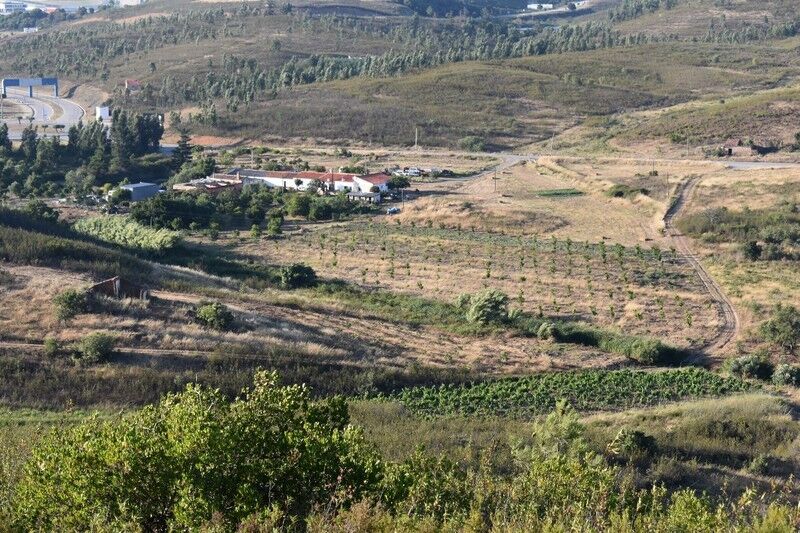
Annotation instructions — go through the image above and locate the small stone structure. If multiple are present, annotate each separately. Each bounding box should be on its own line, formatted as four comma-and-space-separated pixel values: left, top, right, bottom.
88, 276, 149, 300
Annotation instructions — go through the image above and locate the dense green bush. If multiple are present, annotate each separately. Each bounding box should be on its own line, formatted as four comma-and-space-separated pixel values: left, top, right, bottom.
286, 193, 312, 217
10, 372, 383, 530
726, 354, 774, 380
23, 199, 59, 223
280, 263, 318, 289
458, 135, 486, 152
772, 364, 800, 387
194, 302, 234, 331
43, 337, 61, 358
677, 204, 800, 260
74, 332, 116, 363
464, 289, 509, 325
537, 321, 557, 340
52, 289, 88, 321
760, 304, 800, 352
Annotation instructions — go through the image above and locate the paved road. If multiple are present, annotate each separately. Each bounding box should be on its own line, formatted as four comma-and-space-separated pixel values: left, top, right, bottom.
663, 177, 740, 361
1, 91, 86, 139
726, 161, 800, 170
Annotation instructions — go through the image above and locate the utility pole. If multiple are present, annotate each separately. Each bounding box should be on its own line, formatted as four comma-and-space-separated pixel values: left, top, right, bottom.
493, 170, 499, 193
414, 127, 418, 151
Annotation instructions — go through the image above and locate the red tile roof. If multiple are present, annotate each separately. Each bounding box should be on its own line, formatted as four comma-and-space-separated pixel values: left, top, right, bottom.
247, 171, 357, 183
359, 172, 392, 185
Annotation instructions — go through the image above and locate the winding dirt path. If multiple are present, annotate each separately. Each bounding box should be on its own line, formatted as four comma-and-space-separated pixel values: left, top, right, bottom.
663, 177, 740, 359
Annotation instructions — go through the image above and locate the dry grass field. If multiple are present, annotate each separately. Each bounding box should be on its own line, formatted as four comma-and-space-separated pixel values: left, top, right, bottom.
221, 157, 735, 349
223, 145, 499, 176
0, 263, 624, 376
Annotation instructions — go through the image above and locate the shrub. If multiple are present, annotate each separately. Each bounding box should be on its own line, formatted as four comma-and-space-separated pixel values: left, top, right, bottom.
772, 364, 800, 387
458, 136, 486, 152
308, 201, 333, 221
195, 302, 234, 331
43, 337, 61, 357
760, 304, 800, 352
266, 216, 283, 235
726, 355, 774, 380
537, 321, 557, 340
11, 371, 383, 530
75, 332, 115, 363
741, 240, 762, 260
53, 289, 88, 321
465, 289, 508, 325
455, 293, 472, 309
23, 199, 59, 223
747, 454, 770, 475
606, 428, 657, 458
606, 184, 648, 199
388, 176, 410, 190
280, 263, 317, 289
555, 324, 680, 365
286, 194, 312, 217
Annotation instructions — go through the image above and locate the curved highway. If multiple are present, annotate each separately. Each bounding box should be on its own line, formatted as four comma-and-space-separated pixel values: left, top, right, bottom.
1, 90, 86, 140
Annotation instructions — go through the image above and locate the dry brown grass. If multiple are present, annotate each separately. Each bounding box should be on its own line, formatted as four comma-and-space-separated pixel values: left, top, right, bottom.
0, 262, 625, 375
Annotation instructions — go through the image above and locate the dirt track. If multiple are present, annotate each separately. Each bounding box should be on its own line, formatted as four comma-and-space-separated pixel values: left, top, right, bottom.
663, 177, 740, 360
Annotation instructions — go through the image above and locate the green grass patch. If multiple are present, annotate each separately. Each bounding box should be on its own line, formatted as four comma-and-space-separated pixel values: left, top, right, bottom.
73, 215, 182, 252
535, 188, 585, 198
393, 368, 754, 418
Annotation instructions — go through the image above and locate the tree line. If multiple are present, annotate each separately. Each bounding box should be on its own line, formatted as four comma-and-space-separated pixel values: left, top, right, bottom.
0, 110, 165, 198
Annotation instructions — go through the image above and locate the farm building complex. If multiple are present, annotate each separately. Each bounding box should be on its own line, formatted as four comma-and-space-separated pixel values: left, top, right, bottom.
173, 169, 392, 200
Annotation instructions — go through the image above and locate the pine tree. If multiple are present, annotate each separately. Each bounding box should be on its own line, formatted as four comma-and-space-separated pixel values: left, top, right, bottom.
0, 123, 10, 153
172, 129, 193, 169
19, 125, 38, 162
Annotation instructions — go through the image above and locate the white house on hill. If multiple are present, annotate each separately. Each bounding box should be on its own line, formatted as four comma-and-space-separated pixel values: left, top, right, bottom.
224, 169, 392, 194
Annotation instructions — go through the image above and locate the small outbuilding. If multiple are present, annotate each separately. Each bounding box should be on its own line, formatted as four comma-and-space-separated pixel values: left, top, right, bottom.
119, 182, 160, 202
88, 276, 149, 300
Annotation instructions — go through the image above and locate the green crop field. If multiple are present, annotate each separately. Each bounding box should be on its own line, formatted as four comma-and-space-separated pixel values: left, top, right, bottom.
392, 368, 754, 417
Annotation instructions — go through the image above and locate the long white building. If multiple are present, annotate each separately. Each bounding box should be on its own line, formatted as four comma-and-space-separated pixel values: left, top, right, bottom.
224, 169, 392, 194
0, 2, 27, 15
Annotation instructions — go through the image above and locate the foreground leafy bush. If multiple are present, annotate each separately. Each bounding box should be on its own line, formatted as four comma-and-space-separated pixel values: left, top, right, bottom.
194, 302, 234, 331
52, 289, 87, 321
73, 215, 182, 252
280, 263, 317, 289
726, 354, 774, 380
74, 332, 116, 363
7, 373, 799, 531
11, 372, 382, 530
